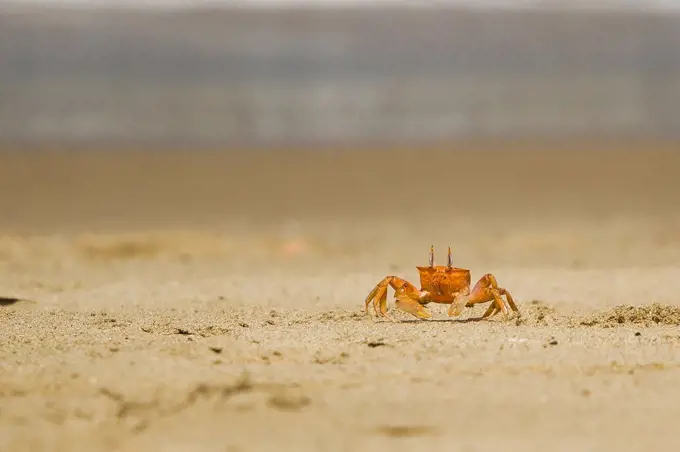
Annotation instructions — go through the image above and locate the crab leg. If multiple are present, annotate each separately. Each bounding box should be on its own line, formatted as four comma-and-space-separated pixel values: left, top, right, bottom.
481, 302, 497, 318
448, 273, 518, 319
480, 285, 518, 318
364, 276, 431, 320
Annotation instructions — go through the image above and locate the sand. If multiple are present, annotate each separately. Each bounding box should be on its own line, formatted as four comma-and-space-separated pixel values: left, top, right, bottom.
2, 142, 680, 451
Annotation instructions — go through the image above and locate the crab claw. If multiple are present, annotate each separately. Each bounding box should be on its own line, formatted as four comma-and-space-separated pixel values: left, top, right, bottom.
447, 293, 469, 317
395, 292, 432, 319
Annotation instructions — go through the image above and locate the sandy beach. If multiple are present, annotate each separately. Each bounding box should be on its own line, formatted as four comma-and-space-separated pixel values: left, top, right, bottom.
2, 142, 680, 451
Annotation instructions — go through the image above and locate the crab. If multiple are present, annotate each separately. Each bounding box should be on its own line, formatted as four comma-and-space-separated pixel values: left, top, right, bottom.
364, 246, 519, 321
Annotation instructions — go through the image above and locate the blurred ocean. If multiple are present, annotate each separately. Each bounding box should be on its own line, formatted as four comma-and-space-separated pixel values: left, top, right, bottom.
1, 1, 679, 148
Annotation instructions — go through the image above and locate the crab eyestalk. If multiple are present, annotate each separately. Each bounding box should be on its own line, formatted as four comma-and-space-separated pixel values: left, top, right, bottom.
429, 245, 435, 267
447, 246, 453, 269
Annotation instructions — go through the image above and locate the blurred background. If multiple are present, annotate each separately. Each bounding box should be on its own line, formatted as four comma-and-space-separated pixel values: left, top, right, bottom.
1, 0, 680, 149
0, 0, 679, 257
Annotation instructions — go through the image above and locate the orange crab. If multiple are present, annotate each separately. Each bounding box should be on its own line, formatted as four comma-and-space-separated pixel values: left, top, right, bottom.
364, 246, 519, 321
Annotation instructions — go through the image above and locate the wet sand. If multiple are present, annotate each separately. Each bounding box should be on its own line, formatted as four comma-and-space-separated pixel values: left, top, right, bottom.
2, 142, 680, 451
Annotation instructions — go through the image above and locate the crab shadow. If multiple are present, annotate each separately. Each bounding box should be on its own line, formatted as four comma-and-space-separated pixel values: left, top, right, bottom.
371, 315, 498, 324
